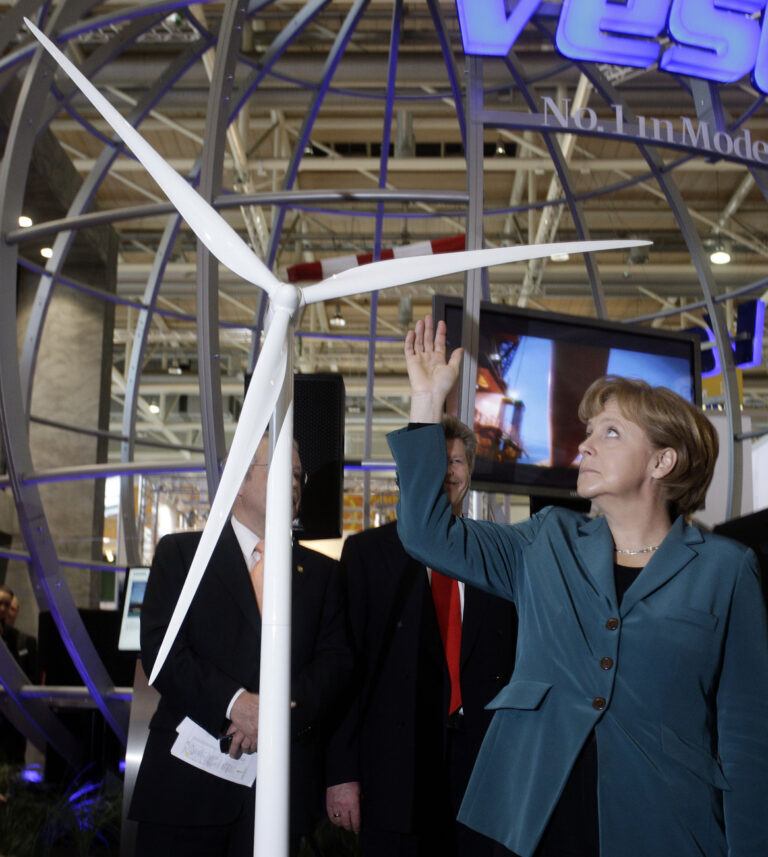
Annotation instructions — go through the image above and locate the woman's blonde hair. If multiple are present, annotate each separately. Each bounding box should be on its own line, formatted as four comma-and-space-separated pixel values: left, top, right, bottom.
578, 375, 718, 519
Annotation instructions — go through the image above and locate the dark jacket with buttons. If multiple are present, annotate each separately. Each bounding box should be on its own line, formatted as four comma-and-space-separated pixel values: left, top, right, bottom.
326, 520, 517, 832
389, 423, 768, 857
129, 522, 352, 841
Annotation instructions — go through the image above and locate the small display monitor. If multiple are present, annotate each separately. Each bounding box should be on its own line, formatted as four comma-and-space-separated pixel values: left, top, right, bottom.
117, 566, 150, 653
435, 297, 702, 499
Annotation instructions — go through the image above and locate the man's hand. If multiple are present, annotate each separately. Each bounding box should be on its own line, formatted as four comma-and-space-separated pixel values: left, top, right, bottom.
225, 726, 254, 759
405, 315, 463, 423
326, 781, 361, 834
230, 691, 259, 748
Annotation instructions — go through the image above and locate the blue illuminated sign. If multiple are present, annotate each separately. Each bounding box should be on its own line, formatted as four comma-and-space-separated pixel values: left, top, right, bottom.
456, 0, 768, 93
455, 0, 541, 57
557, 0, 669, 68
685, 299, 765, 377
732, 298, 766, 369
686, 324, 721, 378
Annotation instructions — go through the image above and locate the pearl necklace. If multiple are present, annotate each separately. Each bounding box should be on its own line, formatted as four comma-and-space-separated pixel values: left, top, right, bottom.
614, 544, 660, 556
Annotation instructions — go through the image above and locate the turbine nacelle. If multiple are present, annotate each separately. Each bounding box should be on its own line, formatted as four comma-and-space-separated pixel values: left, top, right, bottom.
273, 282, 302, 315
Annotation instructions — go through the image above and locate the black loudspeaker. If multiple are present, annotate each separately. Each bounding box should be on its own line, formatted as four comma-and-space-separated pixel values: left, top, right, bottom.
37, 610, 130, 781
0, 530, 11, 583
294, 373, 345, 540
244, 372, 345, 540
38, 609, 136, 687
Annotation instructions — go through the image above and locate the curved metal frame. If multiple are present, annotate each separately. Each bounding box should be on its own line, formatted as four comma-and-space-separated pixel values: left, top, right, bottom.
0, 0, 761, 764
361, 0, 402, 527
0, 0, 129, 749
264, 0, 372, 270
19, 13, 175, 412
196, 0, 250, 498
580, 65, 745, 517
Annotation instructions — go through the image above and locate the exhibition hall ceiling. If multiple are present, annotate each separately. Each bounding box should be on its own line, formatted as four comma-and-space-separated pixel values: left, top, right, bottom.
4, 0, 768, 462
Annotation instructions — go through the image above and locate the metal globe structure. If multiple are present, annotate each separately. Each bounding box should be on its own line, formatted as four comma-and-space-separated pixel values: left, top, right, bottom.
0, 0, 765, 834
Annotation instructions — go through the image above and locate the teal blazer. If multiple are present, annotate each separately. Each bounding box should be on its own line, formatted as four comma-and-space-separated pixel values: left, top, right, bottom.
388, 424, 768, 857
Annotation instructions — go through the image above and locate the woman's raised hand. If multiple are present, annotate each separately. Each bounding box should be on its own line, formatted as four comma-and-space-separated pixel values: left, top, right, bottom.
404, 315, 463, 422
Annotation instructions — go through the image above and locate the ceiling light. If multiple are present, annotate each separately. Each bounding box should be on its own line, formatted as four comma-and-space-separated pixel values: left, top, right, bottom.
329, 304, 346, 328
550, 252, 570, 262
18, 215, 33, 228
709, 242, 731, 265
40, 247, 53, 259
705, 236, 732, 265
626, 242, 649, 265
168, 360, 183, 375
495, 138, 506, 156
148, 403, 161, 414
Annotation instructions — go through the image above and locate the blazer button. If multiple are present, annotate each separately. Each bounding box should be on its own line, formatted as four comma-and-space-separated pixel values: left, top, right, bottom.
600, 657, 614, 670
605, 617, 619, 631
592, 697, 607, 710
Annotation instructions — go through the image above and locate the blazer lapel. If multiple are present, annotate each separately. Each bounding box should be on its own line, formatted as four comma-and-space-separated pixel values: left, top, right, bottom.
574, 515, 619, 610
386, 525, 427, 616
460, 585, 481, 668
619, 516, 703, 617
291, 544, 310, 628
357, 527, 428, 724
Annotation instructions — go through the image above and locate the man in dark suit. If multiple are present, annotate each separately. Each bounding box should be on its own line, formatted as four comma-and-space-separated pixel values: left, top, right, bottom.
129, 435, 352, 857
5, 594, 38, 682
0, 584, 25, 765
0, 591, 37, 764
326, 415, 518, 857
0, 584, 14, 648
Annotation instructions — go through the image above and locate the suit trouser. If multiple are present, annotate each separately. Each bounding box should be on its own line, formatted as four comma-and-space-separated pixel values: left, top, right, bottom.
447, 713, 513, 857
135, 801, 302, 857
136, 811, 254, 857
360, 716, 509, 857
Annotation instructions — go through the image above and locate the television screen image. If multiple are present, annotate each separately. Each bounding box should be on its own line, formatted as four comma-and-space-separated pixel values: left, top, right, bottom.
118, 566, 151, 653
435, 298, 701, 498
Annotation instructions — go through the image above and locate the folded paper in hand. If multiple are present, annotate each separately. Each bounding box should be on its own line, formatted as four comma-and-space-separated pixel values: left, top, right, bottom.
171, 717, 258, 787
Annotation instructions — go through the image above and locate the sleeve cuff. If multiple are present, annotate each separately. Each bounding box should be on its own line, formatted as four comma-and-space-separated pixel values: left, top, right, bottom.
226, 687, 246, 720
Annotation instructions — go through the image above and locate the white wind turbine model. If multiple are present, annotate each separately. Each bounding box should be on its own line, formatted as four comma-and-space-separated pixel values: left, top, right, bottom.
25, 18, 649, 856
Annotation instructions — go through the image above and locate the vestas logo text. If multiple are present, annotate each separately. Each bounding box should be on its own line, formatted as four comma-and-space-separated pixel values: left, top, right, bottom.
456, 0, 768, 94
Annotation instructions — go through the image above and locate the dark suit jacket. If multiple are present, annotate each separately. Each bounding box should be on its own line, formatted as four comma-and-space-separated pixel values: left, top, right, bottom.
12, 629, 38, 683
327, 521, 517, 833
390, 423, 768, 857
129, 522, 352, 840
1, 625, 19, 660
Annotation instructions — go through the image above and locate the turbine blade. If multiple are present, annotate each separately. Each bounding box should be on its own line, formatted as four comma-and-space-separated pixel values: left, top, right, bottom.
303, 240, 650, 304
24, 18, 280, 296
148, 312, 289, 685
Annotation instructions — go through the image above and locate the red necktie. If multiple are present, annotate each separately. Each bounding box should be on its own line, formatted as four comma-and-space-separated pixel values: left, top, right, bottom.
431, 570, 462, 714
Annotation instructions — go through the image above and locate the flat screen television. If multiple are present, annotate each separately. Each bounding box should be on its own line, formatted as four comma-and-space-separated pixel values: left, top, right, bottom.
434, 297, 702, 499
117, 566, 150, 653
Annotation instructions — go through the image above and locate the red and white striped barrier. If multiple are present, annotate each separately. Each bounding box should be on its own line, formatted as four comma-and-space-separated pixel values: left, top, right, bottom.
286, 234, 466, 282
